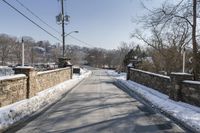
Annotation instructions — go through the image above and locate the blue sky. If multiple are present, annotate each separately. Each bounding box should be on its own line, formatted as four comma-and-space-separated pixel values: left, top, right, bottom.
0, 0, 166, 49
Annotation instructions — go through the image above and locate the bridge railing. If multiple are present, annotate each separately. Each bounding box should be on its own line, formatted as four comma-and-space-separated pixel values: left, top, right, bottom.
128, 68, 200, 107
0, 66, 72, 107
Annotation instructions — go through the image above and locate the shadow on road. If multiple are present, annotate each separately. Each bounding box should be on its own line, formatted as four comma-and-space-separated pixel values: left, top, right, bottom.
5, 70, 188, 133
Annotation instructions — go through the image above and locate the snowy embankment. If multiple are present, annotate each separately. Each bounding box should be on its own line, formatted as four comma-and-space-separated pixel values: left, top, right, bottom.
107, 70, 200, 133
0, 69, 91, 132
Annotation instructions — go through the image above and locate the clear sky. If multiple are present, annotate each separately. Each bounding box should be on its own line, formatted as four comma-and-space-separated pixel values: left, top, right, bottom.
0, 0, 166, 49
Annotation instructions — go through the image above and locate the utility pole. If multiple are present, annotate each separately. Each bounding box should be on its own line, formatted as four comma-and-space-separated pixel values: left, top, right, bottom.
61, 0, 65, 57
56, 0, 69, 57
21, 38, 24, 66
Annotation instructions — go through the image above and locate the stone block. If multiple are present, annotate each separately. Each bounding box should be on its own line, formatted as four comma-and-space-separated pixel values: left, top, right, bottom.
1, 99, 12, 107
0, 94, 7, 101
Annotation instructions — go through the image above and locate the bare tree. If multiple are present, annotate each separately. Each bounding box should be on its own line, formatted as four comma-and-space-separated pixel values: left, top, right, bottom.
64, 45, 87, 65
133, 0, 199, 76
0, 34, 14, 65
116, 42, 135, 71
50, 43, 61, 63
12, 41, 22, 64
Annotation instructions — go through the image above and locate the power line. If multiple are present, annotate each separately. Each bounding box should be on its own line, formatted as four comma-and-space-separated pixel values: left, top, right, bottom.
69, 35, 95, 47
14, 0, 61, 35
3, 0, 96, 48
1, 0, 61, 42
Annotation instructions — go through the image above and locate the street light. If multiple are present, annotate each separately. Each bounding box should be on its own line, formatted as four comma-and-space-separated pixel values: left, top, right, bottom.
63, 31, 79, 56
181, 45, 198, 73
65, 31, 79, 37
181, 46, 186, 73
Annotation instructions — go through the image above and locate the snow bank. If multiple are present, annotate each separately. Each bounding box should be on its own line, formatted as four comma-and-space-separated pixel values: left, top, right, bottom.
107, 70, 200, 132
80, 68, 88, 75
119, 80, 200, 132
106, 70, 126, 80
0, 70, 91, 132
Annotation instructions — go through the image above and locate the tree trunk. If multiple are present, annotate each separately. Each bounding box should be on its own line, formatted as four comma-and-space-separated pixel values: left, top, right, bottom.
192, 0, 198, 80
1, 57, 5, 66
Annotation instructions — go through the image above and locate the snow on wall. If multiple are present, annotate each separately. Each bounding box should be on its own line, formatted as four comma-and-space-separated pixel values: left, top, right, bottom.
37, 67, 70, 75
183, 80, 200, 85
0, 74, 26, 81
130, 68, 170, 79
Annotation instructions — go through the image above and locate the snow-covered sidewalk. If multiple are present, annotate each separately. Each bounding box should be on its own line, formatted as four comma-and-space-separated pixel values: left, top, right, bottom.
0, 69, 91, 132
107, 70, 200, 133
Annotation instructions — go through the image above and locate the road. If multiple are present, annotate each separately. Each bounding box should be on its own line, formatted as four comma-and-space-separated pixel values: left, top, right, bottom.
6, 69, 188, 133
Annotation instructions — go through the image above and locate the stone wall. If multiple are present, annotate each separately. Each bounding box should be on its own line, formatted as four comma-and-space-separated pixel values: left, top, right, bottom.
37, 67, 71, 92
0, 67, 72, 107
128, 68, 200, 107
181, 80, 200, 106
0, 74, 27, 107
129, 68, 171, 95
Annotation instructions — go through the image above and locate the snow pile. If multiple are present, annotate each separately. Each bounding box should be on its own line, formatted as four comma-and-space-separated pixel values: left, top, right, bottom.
73, 68, 89, 79
106, 70, 126, 80
107, 70, 200, 132
80, 68, 88, 75
0, 70, 91, 132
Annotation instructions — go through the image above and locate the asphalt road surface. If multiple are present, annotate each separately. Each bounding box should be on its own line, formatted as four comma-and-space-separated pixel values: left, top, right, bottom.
6, 69, 189, 133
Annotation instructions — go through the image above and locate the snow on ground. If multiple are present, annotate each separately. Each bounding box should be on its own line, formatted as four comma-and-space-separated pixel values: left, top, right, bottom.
106, 70, 126, 80
0, 69, 91, 132
107, 70, 200, 133
80, 68, 88, 75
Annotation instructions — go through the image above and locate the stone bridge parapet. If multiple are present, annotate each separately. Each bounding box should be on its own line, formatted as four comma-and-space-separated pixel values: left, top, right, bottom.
128, 68, 200, 107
